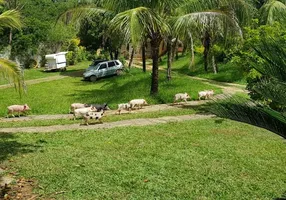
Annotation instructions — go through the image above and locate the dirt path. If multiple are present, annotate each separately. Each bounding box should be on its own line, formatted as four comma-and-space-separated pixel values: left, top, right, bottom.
0, 75, 67, 89
0, 102, 206, 122
0, 114, 215, 133
189, 76, 247, 95
0, 66, 246, 133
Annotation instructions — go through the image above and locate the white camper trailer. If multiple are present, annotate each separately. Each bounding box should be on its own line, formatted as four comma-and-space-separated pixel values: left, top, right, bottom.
45, 52, 68, 71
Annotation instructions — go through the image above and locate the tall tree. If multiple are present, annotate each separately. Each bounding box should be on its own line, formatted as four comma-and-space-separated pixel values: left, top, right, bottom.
0, 5, 23, 93
59, 0, 178, 95
174, 0, 253, 73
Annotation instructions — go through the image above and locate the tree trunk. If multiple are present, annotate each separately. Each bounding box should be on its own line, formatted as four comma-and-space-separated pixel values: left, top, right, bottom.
167, 36, 172, 81
114, 49, 119, 59
150, 36, 161, 95
182, 43, 187, 56
188, 32, 195, 71
212, 55, 217, 74
176, 49, 179, 60
109, 50, 114, 60
9, 29, 12, 44
142, 41, 146, 72
171, 37, 178, 62
128, 48, 135, 69
202, 31, 211, 72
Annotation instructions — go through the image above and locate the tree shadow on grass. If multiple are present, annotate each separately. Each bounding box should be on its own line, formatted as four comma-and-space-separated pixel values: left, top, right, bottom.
65, 74, 158, 108
179, 102, 216, 115
0, 133, 42, 163
59, 69, 86, 78
208, 96, 286, 139
274, 191, 286, 200
0, 133, 42, 198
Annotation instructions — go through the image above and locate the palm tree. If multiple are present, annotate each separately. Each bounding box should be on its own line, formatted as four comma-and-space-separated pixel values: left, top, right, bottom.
0, 6, 23, 93
210, 30, 286, 138
174, 0, 254, 73
60, 0, 253, 93
110, 7, 170, 94
59, 0, 178, 95
259, 0, 286, 25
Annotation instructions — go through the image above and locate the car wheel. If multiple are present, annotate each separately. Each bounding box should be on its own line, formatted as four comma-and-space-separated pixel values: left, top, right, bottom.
116, 69, 122, 76
90, 75, 97, 82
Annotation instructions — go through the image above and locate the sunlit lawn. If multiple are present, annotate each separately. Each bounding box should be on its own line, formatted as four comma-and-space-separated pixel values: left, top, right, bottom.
1, 119, 285, 199
162, 54, 247, 84
0, 66, 221, 116
0, 61, 90, 85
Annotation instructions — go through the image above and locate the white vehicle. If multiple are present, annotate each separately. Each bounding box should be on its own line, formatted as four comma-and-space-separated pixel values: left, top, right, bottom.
45, 52, 68, 71
83, 60, 124, 82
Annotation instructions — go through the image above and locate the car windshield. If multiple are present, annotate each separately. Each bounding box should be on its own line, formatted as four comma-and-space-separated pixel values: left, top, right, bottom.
87, 65, 99, 71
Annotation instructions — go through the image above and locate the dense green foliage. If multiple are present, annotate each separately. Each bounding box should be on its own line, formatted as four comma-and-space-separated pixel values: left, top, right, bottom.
210, 21, 286, 137
0, 0, 82, 68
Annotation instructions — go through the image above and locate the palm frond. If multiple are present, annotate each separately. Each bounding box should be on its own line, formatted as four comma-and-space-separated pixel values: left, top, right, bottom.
260, 0, 286, 25
0, 58, 24, 94
209, 96, 286, 138
174, 11, 242, 39
253, 79, 286, 106
178, 0, 254, 25
103, 0, 183, 13
251, 36, 286, 82
110, 7, 170, 47
0, 9, 22, 30
57, 6, 113, 26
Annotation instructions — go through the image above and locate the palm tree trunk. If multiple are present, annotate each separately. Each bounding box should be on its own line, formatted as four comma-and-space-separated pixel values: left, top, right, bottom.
109, 50, 114, 60
142, 41, 146, 72
171, 38, 178, 62
188, 31, 195, 71
212, 55, 217, 74
128, 48, 135, 69
167, 36, 172, 81
203, 31, 211, 72
9, 29, 12, 44
150, 36, 161, 95
114, 49, 119, 59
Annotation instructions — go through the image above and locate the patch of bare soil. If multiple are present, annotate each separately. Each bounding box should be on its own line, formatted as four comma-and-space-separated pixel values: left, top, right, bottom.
0, 177, 37, 200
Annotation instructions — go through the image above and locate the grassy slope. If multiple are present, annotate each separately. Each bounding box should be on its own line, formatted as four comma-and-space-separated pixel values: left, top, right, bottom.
162, 54, 247, 84
0, 66, 221, 116
1, 119, 285, 199
0, 61, 90, 85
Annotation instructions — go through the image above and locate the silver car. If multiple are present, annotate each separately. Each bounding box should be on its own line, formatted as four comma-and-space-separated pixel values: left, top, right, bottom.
83, 60, 124, 82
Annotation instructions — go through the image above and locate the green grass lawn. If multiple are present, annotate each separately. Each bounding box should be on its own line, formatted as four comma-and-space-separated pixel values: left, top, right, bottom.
163, 54, 247, 84
1, 119, 285, 199
0, 61, 90, 85
0, 66, 221, 116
